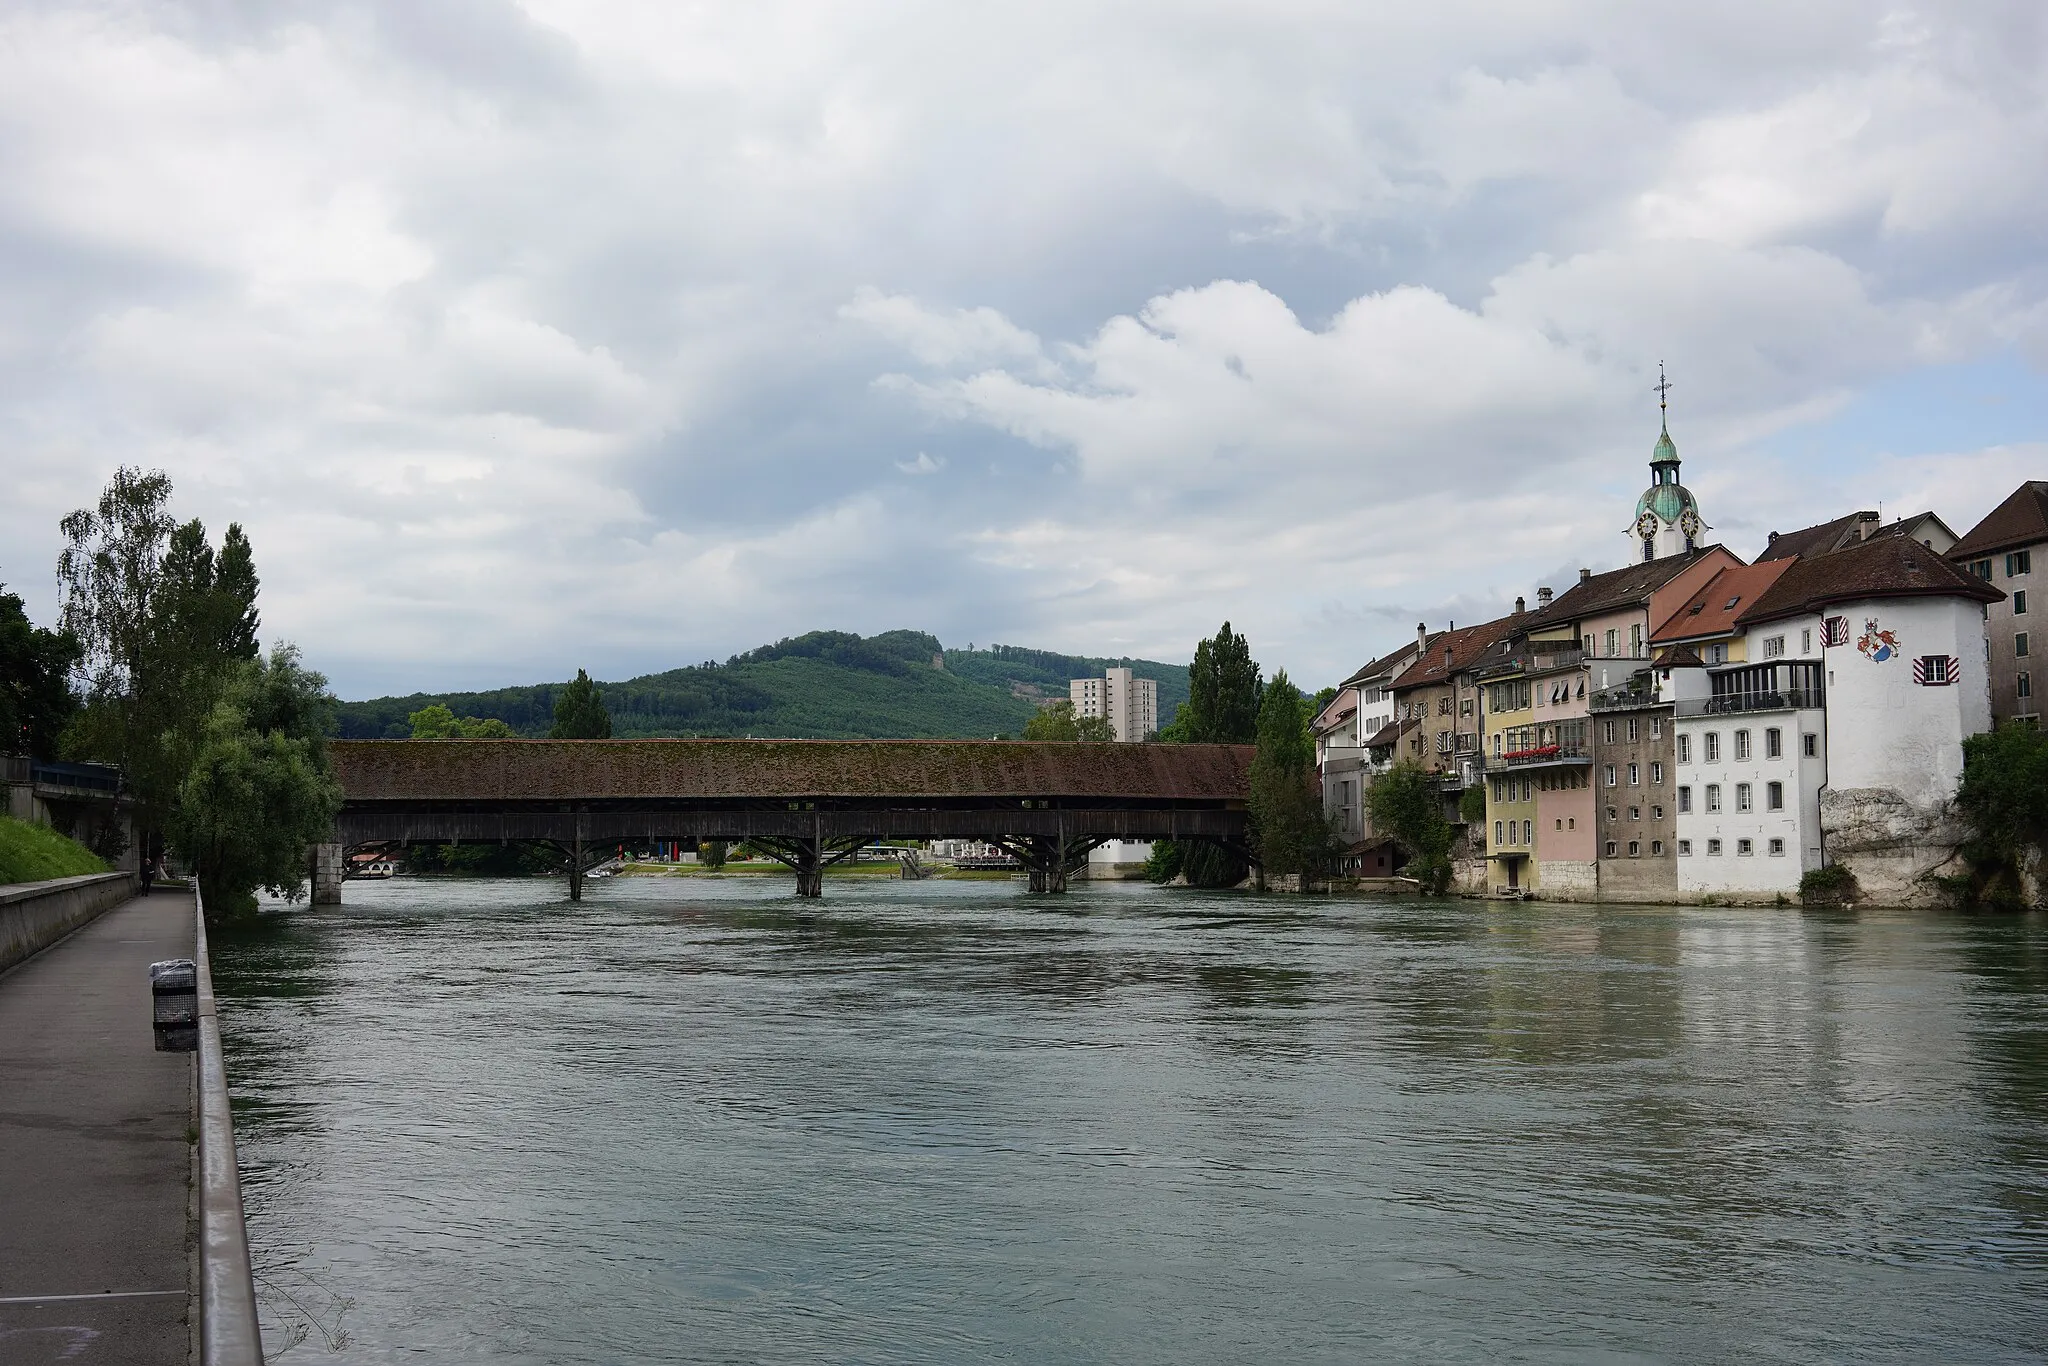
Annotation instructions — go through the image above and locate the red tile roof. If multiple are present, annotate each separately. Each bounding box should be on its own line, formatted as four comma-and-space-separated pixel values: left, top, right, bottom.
1523, 548, 1731, 629
1650, 560, 1797, 643
1391, 613, 1520, 690
1737, 534, 2003, 626
332, 738, 1256, 802
1949, 481, 2048, 560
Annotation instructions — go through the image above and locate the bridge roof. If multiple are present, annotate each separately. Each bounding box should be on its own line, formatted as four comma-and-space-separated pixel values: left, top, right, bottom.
331, 739, 1254, 802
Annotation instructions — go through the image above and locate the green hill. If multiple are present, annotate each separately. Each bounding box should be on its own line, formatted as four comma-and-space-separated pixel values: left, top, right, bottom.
333, 629, 1190, 740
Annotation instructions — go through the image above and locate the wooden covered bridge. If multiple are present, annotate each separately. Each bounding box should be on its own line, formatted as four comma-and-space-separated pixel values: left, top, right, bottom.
322, 738, 1254, 897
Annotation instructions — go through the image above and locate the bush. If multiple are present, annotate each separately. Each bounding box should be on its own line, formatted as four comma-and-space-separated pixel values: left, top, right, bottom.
0, 816, 108, 884
1458, 786, 1486, 823
1143, 841, 1184, 884
1368, 761, 1453, 895
1954, 724, 2048, 910
1799, 864, 1859, 906
698, 839, 728, 870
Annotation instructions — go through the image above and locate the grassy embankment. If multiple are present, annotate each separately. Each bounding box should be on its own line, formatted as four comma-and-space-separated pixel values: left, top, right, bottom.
0, 817, 109, 885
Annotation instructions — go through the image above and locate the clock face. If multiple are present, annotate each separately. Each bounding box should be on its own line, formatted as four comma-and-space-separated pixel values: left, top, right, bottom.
1680, 509, 1702, 539
1635, 510, 1659, 538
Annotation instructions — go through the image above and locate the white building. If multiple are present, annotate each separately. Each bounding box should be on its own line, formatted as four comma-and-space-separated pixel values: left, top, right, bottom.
1655, 536, 2000, 901
1071, 667, 1159, 742
1070, 666, 1163, 876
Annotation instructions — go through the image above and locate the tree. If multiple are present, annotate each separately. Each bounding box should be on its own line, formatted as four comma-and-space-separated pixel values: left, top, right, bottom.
168, 647, 343, 923
1180, 621, 1262, 743
0, 585, 80, 760
1954, 724, 2048, 908
1368, 760, 1454, 895
698, 839, 728, 869
550, 668, 613, 738
1247, 670, 1336, 880
408, 704, 516, 738
1023, 699, 1116, 742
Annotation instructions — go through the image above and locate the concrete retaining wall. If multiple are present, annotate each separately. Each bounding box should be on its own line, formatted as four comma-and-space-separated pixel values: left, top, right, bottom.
0, 872, 136, 973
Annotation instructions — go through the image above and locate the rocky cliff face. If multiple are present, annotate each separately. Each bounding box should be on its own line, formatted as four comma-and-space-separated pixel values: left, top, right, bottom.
1819, 787, 1968, 907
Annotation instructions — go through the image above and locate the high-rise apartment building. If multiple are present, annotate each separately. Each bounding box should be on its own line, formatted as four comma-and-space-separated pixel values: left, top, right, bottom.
1070, 667, 1158, 742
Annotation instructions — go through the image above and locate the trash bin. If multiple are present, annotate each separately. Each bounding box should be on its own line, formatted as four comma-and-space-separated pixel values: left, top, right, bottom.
150, 958, 198, 1053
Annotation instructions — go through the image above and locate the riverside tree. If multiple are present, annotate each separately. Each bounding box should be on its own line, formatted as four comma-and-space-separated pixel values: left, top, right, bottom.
0, 583, 80, 760
1148, 622, 1263, 888
168, 647, 343, 921
1368, 760, 1453, 895
1247, 671, 1335, 882
550, 668, 613, 738
1954, 723, 2048, 909
1023, 699, 1115, 742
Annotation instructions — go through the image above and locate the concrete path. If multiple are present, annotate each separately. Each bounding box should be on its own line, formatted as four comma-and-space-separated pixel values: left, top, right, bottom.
0, 890, 193, 1364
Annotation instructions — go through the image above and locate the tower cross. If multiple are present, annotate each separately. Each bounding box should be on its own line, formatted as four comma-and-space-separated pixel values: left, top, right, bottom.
1653, 362, 1673, 414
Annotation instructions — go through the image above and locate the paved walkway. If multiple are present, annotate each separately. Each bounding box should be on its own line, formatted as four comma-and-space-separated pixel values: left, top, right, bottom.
0, 890, 193, 1364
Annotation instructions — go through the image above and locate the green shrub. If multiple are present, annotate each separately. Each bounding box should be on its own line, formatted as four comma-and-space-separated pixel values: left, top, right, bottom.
1799, 864, 1859, 906
0, 816, 109, 884
1458, 786, 1486, 823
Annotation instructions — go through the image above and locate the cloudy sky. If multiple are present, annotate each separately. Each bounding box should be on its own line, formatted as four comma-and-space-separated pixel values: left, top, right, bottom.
3, 1, 2044, 698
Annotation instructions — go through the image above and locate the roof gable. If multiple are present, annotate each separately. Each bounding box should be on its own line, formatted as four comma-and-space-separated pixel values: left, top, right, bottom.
1650, 559, 1796, 643
1738, 534, 2003, 626
1523, 546, 1741, 630
1950, 481, 2048, 560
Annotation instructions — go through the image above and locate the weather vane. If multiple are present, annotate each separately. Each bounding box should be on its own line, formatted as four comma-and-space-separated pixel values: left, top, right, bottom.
1654, 361, 1672, 415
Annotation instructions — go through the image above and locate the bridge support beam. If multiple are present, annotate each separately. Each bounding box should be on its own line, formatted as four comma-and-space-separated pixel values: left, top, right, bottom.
569, 834, 585, 901
998, 834, 1106, 895
312, 843, 343, 904
752, 832, 867, 897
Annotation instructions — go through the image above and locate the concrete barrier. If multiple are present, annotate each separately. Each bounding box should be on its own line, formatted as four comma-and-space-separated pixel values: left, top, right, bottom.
0, 871, 135, 973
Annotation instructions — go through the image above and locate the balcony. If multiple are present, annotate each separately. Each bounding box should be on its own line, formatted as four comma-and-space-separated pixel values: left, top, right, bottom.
1499, 744, 1591, 768
1527, 645, 1585, 670
1674, 689, 1825, 718
1589, 685, 1663, 714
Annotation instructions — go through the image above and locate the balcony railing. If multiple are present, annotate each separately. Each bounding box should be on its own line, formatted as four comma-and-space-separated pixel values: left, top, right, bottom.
1589, 686, 1663, 714
1498, 744, 1592, 767
1674, 689, 1825, 718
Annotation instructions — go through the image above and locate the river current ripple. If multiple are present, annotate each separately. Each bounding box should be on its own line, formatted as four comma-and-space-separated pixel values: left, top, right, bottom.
214, 877, 2048, 1363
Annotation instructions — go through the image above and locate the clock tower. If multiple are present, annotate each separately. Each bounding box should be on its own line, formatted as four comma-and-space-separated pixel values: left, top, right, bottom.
1630, 365, 1706, 562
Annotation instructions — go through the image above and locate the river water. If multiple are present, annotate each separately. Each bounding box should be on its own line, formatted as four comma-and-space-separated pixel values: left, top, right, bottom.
213, 877, 2048, 1364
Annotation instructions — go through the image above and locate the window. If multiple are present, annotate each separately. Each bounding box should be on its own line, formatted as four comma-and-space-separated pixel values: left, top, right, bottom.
1628, 762, 1640, 785
1582, 634, 1594, 655
1737, 838, 1754, 856
1677, 839, 1692, 856
1651, 717, 1663, 740
1494, 820, 1503, 846
1440, 696, 1451, 715
1605, 764, 1617, 787
1804, 733, 1818, 757
1651, 762, 1664, 784
2017, 590, 2029, 616
1800, 628, 1812, 654
1677, 734, 1691, 764
1604, 839, 1618, 857
1652, 804, 1664, 820
1914, 655, 1958, 686
2018, 633, 2031, 659
1706, 784, 1722, 812
1969, 558, 1993, 581
1766, 728, 1782, 759
1823, 615, 1849, 646
1555, 819, 1562, 830
1522, 820, 1532, 845
1568, 817, 1575, 829
1707, 643, 1726, 664
1767, 781, 1783, 810
1521, 779, 1532, 802
1763, 635, 1785, 659
2022, 672, 2034, 699
1627, 717, 1640, 742
1735, 730, 1751, 760
1652, 840, 1665, 855
2007, 550, 2032, 577
1736, 783, 1752, 812
1605, 628, 1618, 656
1707, 838, 1722, 855
1631, 624, 1643, 655
1678, 785, 1692, 813
1602, 720, 1615, 744
1628, 805, 1641, 820
1705, 732, 1720, 762
1769, 838, 1785, 856
1628, 840, 1641, 857
1606, 805, 1618, 820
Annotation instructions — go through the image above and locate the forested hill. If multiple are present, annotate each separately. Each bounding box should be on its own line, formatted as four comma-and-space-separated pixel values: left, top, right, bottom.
332, 630, 1190, 740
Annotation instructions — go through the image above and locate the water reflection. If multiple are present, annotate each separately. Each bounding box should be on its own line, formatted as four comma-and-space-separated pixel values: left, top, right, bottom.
217, 879, 2048, 1363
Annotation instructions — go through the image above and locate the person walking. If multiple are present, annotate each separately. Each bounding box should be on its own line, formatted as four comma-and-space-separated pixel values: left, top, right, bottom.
139, 855, 155, 897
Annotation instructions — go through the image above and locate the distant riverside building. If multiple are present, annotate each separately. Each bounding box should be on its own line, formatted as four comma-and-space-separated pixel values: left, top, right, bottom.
1949, 481, 2048, 727
1071, 667, 1159, 742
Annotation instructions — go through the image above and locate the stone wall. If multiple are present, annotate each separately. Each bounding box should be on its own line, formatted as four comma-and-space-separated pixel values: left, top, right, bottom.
1537, 860, 1599, 901
0, 872, 135, 973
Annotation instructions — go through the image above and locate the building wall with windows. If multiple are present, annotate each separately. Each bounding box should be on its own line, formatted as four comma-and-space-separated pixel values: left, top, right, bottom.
1817, 594, 1992, 808
1957, 540, 2041, 725
1672, 693, 1825, 897
1592, 703, 1678, 898
1070, 667, 1159, 743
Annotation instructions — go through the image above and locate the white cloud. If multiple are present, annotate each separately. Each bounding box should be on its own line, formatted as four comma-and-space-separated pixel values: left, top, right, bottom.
895, 451, 945, 475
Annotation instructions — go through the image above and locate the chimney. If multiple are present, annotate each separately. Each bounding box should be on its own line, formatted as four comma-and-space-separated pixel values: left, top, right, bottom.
1417, 621, 1428, 654
1537, 586, 1553, 607
1515, 595, 1525, 615
1767, 531, 1779, 545
1579, 567, 1591, 583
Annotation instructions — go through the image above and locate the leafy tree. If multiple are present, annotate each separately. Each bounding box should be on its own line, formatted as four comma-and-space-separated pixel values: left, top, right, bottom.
1248, 671, 1336, 880
168, 647, 343, 923
1368, 760, 1453, 895
408, 704, 516, 738
1180, 621, 1262, 743
550, 668, 613, 738
1308, 685, 1338, 720
698, 839, 728, 869
0, 584, 81, 760
1022, 699, 1116, 742
1954, 724, 2048, 908
1142, 840, 1185, 883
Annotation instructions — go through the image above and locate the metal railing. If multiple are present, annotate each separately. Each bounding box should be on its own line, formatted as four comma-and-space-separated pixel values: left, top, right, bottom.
1588, 687, 1661, 713
194, 887, 265, 1365
1674, 689, 1824, 718
31, 759, 123, 794
1499, 745, 1592, 767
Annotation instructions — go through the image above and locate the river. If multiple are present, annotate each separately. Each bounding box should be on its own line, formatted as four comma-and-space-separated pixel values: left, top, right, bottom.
213, 876, 2048, 1363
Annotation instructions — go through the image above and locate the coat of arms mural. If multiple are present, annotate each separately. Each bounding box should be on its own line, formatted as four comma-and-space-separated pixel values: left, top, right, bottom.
1857, 618, 1900, 663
